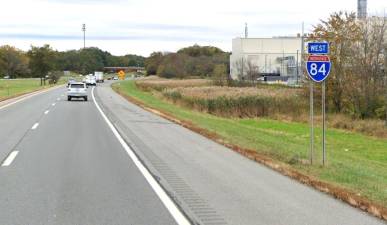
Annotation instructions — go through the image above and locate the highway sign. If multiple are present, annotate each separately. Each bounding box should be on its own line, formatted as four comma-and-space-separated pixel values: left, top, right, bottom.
306, 55, 331, 83
307, 42, 329, 55
306, 42, 331, 166
118, 70, 125, 80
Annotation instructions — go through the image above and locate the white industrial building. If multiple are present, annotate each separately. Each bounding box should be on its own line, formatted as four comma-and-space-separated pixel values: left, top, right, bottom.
230, 37, 303, 84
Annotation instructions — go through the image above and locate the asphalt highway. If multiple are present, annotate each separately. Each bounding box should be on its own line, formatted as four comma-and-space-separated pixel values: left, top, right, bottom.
0, 82, 385, 225
0, 86, 181, 225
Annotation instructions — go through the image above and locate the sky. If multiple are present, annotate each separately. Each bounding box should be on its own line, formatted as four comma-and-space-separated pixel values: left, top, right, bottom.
0, 0, 386, 56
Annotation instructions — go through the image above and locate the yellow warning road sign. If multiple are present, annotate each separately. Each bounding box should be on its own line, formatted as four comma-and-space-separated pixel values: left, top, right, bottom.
117, 70, 125, 80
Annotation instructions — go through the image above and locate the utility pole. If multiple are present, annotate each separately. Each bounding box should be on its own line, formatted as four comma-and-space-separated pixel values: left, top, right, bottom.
82, 23, 86, 49
245, 23, 248, 38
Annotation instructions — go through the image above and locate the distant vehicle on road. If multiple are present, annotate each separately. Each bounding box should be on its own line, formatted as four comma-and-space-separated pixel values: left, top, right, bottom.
67, 78, 76, 87
95, 71, 104, 83
84, 75, 96, 86
113, 76, 118, 80
67, 82, 88, 101
3, 75, 10, 79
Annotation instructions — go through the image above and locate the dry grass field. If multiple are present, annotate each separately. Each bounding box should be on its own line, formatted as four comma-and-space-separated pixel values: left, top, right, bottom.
136, 78, 211, 91
162, 86, 307, 118
165, 86, 300, 99
134, 77, 387, 138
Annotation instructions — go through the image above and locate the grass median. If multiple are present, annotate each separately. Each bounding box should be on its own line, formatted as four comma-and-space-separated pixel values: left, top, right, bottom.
0, 78, 66, 101
112, 80, 387, 212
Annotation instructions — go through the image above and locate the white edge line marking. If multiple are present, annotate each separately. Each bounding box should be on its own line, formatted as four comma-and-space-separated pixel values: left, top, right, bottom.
2, 151, 19, 167
31, 123, 39, 130
44, 110, 49, 114
0, 86, 60, 110
91, 87, 190, 225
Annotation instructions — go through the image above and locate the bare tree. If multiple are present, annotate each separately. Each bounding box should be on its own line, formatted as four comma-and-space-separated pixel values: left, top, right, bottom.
233, 57, 260, 82
246, 59, 260, 82
233, 57, 246, 80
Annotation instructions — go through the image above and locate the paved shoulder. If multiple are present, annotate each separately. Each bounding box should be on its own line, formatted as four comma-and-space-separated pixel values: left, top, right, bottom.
96, 82, 385, 225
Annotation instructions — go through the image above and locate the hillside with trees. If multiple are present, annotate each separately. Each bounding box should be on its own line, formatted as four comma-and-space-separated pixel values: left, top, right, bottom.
145, 45, 230, 79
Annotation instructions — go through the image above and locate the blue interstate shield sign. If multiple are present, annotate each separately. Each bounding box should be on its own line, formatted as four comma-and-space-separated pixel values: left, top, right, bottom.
306, 55, 331, 82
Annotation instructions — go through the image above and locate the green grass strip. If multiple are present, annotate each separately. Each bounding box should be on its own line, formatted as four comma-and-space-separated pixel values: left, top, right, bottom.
113, 80, 387, 207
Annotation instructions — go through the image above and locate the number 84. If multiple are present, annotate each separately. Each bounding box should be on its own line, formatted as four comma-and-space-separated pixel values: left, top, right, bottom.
310, 63, 326, 76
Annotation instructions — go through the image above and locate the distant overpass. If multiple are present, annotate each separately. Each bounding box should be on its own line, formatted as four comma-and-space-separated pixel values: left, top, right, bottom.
103, 66, 145, 73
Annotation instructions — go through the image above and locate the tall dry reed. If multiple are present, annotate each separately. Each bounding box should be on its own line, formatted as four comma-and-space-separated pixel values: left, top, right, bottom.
134, 78, 387, 138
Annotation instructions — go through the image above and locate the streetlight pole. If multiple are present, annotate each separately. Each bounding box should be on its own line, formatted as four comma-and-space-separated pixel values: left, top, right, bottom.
82, 24, 86, 49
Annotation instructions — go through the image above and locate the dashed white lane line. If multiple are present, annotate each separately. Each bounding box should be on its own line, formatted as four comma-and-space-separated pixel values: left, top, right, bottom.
52, 103, 56, 106
31, 123, 39, 130
1, 151, 19, 167
44, 110, 49, 114
57, 98, 60, 101
91, 87, 191, 225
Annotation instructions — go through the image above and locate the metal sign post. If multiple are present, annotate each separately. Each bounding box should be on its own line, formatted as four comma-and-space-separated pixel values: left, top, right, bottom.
322, 81, 326, 165
309, 81, 314, 165
306, 42, 331, 166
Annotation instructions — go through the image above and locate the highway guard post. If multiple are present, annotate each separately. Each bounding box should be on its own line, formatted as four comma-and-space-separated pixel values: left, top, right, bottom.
306, 42, 331, 166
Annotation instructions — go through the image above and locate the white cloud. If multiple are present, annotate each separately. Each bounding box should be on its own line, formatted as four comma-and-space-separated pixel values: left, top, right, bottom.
0, 0, 385, 56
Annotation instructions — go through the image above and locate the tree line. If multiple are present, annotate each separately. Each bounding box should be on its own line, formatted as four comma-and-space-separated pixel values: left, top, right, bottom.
1, 43, 230, 82
309, 12, 386, 120
144, 45, 230, 80
0, 45, 145, 82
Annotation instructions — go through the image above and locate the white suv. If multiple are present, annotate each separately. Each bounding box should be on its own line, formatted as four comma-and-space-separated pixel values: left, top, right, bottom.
67, 82, 88, 101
